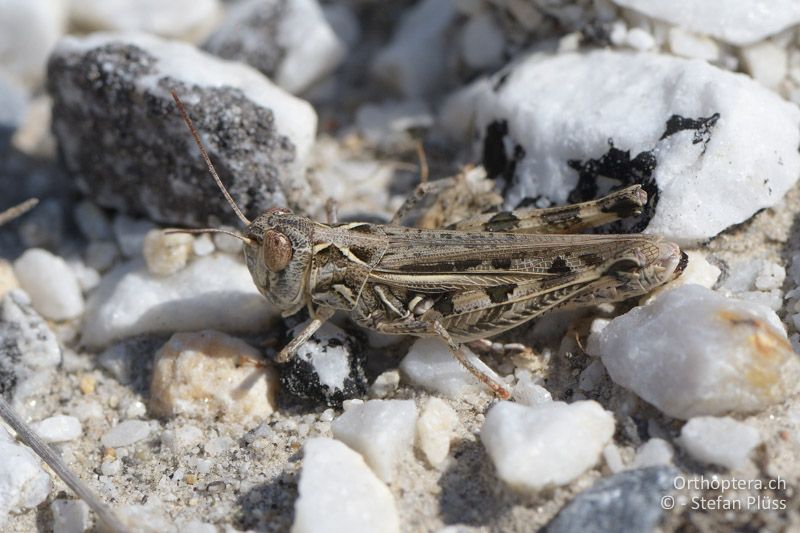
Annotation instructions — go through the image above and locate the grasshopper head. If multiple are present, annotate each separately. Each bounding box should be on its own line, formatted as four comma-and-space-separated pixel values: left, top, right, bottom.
244, 208, 313, 316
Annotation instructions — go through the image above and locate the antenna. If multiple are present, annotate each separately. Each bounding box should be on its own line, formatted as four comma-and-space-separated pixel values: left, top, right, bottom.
164, 227, 253, 245
170, 90, 251, 226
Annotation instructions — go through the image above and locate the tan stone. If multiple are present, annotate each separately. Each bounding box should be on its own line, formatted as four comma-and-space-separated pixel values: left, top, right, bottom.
150, 330, 278, 422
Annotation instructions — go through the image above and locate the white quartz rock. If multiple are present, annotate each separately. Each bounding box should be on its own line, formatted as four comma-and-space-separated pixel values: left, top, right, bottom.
30, 415, 82, 443
150, 331, 278, 422
331, 399, 417, 483
741, 41, 788, 90
631, 438, 674, 468
372, 0, 458, 97
511, 373, 553, 406
101, 420, 154, 448
0, 442, 51, 524
400, 338, 502, 398
14, 248, 84, 321
416, 397, 459, 467
292, 438, 399, 533
587, 284, 799, 419
69, 0, 221, 42
459, 11, 505, 70
679, 416, 761, 469
611, 0, 800, 46
0, 0, 67, 87
481, 401, 615, 492
82, 255, 276, 347
463, 50, 800, 244
51, 499, 90, 533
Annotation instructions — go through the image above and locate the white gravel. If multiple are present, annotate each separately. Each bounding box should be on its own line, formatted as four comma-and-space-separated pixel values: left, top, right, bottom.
13, 248, 84, 321
82, 255, 276, 347
101, 420, 154, 448
0, 441, 51, 525
292, 438, 399, 533
332, 399, 417, 483
400, 338, 502, 398
30, 415, 82, 443
415, 397, 459, 467
679, 416, 762, 469
481, 401, 615, 492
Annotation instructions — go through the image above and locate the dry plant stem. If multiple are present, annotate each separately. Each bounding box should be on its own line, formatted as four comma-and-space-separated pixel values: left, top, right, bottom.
0, 198, 39, 226
0, 397, 130, 533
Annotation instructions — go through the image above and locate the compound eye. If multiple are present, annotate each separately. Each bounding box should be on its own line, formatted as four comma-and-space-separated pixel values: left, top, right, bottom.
264, 230, 293, 272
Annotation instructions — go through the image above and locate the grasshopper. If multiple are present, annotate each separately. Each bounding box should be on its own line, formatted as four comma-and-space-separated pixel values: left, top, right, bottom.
170, 91, 687, 399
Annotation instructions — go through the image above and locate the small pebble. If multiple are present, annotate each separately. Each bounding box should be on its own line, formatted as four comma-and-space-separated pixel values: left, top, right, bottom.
292, 438, 399, 533
511, 373, 552, 406
332, 399, 417, 483
741, 40, 788, 90
679, 416, 761, 469
79, 375, 96, 395
192, 234, 215, 257
400, 338, 502, 398
100, 460, 122, 476
481, 401, 615, 491
0, 442, 51, 521
625, 27, 656, 50
51, 499, 90, 533
31, 415, 82, 443
578, 359, 606, 392
162, 425, 204, 451
212, 228, 243, 254
369, 370, 400, 398
204, 436, 235, 456
116, 504, 175, 533
754, 260, 786, 291
667, 27, 719, 60
68, 259, 101, 293
603, 443, 624, 474
101, 420, 153, 448
125, 400, 147, 419
150, 331, 278, 422
113, 215, 155, 258
143, 229, 194, 277
13, 248, 84, 321
416, 397, 458, 467
73, 200, 112, 241
632, 438, 674, 469
84, 241, 119, 272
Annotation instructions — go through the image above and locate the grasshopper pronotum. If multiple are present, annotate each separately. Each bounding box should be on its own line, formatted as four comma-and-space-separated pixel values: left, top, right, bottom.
170, 91, 687, 399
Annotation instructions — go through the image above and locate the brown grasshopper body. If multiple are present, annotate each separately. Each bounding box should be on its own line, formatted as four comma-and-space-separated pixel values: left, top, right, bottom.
170, 91, 687, 399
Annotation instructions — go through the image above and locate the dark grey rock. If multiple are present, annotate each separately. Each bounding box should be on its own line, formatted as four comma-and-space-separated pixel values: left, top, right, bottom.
203, 0, 287, 80
545, 466, 678, 533
0, 73, 27, 155
0, 290, 61, 402
47, 33, 316, 227
280, 319, 366, 408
